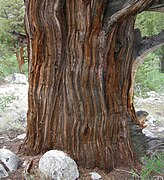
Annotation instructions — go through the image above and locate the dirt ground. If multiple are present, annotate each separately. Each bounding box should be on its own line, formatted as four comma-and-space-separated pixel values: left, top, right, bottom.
0, 129, 136, 180
0, 80, 164, 179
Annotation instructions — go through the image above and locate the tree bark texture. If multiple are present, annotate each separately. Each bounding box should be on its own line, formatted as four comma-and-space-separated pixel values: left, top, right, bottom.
25, 0, 164, 171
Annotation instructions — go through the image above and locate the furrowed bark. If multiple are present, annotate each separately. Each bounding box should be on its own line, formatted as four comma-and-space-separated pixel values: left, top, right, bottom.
25, 0, 163, 172
131, 30, 164, 88
134, 30, 164, 62
146, 0, 164, 12
103, 0, 164, 34
104, 0, 164, 18
103, 0, 155, 35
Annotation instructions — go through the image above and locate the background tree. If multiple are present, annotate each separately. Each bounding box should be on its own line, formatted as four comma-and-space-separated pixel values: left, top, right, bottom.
136, 11, 164, 73
135, 52, 164, 95
159, 46, 164, 72
0, 0, 25, 54
136, 12, 163, 36
0, 0, 26, 78
24, 0, 164, 172
135, 11, 164, 94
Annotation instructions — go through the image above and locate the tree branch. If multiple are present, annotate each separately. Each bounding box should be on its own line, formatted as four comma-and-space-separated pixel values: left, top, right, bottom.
146, 0, 164, 12
103, 0, 164, 33
103, 0, 152, 33
133, 30, 164, 63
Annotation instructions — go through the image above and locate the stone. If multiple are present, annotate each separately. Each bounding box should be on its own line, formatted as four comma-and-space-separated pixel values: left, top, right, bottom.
22, 160, 28, 167
147, 91, 157, 98
90, 172, 102, 180
0, 149, 22, 172
142, 125, 164, 139
0, 164, 9, 178
144, 116, 156, 126
142, 129, 157, 138
39, 150, 79, 180
0, 137, 5, 143
136, 110, 149, 128
5, 73, 27, 85
15, 133, 26, 140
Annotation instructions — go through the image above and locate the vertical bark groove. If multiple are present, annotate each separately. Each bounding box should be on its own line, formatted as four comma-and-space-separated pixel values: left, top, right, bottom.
25, 0, 145, 171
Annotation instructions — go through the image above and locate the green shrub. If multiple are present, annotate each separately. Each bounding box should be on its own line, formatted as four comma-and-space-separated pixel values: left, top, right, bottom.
0, 53, 28, 80
135, 52, 164, 96
0, 92, 18, 110
131, 152, 164, 179
0, 54, 19, 79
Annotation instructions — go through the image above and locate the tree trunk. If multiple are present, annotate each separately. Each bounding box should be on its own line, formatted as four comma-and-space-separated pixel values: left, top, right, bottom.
160, 46, 164, 73
25, 0, 164, 172
160, 57, 164, 73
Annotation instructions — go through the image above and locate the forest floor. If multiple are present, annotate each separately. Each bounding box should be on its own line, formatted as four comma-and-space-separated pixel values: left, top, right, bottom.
0, 81, 164, 179
0, 129, 134, 180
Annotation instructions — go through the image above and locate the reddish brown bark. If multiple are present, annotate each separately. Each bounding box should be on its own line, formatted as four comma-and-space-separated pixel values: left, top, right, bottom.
16, 47, 25, 73
24, 0, 164, 171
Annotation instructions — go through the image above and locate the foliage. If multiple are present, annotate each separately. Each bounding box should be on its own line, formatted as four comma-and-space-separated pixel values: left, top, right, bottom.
135, 53, 164, 96
0, 54, 28, 80
135, 12, 164, 96
135, 12, 164, 36
0, 0, 27, 79
0, 0, 25, 55
131, 152, 164, 180
0, 54, 19, 80
0, 92, 18, 110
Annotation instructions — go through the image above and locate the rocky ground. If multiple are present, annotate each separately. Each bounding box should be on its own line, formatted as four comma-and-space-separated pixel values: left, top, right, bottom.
0, 130, 133, 180
0, 73, 163, 179
135, 92, 164, 138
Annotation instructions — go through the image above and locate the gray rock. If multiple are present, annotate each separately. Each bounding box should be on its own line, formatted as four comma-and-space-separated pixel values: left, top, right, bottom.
142, 126, 164, 138
136, 110, 149, 127
0, 137, 5, 143
5, 73, 27, 85
144, 116, 156, 127
39, 150, 79, 180
0, 149, 22, 172
90, 172, 102, 180
15, 133, 26, 140
147, 91, 158, 98
0, 164, 9, 178
142, 129, 157, 138
136, 111, 149, 118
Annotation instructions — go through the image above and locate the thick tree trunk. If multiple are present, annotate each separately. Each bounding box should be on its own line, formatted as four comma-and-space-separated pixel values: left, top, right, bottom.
24, 0, 164, 171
